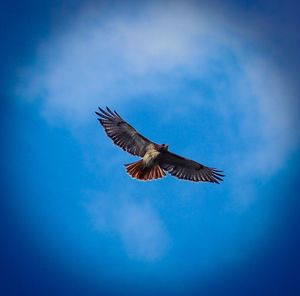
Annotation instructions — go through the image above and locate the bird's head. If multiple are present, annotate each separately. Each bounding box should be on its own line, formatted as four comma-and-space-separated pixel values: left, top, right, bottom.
158, 144, 169, 152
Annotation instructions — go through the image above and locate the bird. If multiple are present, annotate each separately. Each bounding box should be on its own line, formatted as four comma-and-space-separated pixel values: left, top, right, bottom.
95, 107, 224, 183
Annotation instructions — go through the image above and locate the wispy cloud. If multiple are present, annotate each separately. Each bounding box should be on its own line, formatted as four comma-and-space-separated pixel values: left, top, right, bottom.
85, 191, 169, 261
15, 2, 230, 124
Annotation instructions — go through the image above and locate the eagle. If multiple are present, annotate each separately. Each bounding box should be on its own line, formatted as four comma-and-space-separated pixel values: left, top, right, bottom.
96, 107, 224, 183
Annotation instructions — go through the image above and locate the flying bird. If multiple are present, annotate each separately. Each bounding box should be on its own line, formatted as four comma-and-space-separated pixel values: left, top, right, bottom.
96, 107, 224, 183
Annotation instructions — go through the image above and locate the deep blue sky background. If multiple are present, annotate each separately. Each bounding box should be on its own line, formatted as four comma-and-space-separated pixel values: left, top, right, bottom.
1, 0, 300, 295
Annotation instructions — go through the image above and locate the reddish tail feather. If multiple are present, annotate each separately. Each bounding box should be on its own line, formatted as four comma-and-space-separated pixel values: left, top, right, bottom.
125, 160, 166, 181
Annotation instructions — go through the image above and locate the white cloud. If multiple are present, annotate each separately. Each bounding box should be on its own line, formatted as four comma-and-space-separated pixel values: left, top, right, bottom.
85, 192, 169, 261
15, 2, 229, 125
239, 57, 297, 176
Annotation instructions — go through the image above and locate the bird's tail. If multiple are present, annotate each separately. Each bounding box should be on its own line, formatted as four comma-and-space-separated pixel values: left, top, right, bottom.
125, 160, 166, 181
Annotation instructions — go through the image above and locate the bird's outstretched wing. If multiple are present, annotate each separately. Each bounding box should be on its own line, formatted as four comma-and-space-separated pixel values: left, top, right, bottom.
159, 151, 224, 183
96, 107, 153, 157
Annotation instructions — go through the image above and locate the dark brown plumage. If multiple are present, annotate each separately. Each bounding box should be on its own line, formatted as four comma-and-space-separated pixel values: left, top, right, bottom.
96, 107, 224, 183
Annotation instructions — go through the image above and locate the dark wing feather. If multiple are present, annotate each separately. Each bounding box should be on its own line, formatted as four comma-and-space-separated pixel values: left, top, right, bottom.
96, 107, 153, 157
159, 151, 224, 183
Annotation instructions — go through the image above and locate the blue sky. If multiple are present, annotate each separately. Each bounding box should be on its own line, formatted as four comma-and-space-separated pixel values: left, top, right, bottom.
1, 0, 300, 295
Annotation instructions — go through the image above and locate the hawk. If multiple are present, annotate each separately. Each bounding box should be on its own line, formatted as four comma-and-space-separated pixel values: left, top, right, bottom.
96, 107, 224, 183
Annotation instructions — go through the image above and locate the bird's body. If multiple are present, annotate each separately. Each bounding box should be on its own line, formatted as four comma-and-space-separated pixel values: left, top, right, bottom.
96, 107, 224, 183
142, 144, 160, 166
